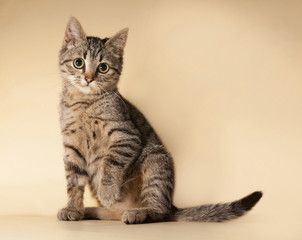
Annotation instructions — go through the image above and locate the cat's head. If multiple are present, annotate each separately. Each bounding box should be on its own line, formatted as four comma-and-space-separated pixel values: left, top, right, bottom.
59, 17, 128, 94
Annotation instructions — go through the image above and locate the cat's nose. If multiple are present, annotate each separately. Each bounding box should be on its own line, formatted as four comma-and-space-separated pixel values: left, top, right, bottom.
85, 76, 94, 84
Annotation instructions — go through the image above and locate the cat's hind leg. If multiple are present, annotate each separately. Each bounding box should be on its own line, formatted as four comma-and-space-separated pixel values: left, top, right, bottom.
122, 148, 175, 224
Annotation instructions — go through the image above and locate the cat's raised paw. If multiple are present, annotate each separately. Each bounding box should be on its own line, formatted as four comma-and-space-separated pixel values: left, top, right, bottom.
57, 207, 84, 221
98, 184, 121, 208
122, 209, 147, 224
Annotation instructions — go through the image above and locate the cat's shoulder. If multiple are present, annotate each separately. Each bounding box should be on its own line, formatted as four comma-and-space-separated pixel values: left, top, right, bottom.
91, 92, 130, 121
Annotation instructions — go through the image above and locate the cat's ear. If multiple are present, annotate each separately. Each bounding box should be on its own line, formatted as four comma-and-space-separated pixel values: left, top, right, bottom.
105, 28, 128, 56
63, 17, 86, 47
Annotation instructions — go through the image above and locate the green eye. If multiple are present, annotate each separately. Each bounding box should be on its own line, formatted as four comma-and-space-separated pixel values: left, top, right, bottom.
98, 63, 110, 73
73, 58, 85, 69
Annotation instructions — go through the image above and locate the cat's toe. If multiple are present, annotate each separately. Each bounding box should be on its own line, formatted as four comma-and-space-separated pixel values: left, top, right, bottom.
57, 207, 84, 221
122, 209, 147, 224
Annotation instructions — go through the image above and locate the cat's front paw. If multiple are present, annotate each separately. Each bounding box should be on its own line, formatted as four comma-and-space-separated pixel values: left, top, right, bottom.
98, 184, 121, 208
57, 207, 84, 221
122, 209, 147, 224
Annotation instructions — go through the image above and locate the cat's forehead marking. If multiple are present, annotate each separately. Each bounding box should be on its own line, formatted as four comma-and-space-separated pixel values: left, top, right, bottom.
84, 37, 109, 61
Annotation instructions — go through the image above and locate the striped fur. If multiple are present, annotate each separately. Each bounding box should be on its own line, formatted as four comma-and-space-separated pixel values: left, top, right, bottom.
57, 17, 262, 224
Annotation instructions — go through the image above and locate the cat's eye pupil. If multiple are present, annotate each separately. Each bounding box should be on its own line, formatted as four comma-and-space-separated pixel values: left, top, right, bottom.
98, 63, 109, 73
75, 59, 83, 67
100, 63, 107, 71
73, 58, 84, 69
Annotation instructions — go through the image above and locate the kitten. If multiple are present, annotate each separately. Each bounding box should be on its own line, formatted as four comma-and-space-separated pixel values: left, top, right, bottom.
57, 17, 262, 224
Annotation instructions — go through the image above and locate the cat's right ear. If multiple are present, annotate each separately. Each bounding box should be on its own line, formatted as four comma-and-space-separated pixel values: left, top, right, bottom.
63, 17, 86, 47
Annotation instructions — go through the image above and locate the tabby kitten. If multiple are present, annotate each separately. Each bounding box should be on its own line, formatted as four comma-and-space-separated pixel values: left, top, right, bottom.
57, 17, 262, 224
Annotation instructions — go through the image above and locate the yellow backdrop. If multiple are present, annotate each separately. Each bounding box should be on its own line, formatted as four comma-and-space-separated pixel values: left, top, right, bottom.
0, 0, 301, 230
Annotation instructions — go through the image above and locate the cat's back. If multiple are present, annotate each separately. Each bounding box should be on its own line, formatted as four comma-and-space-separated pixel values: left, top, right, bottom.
122, 97, 162, 147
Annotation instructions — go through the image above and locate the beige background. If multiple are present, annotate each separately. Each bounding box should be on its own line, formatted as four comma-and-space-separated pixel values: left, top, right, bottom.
0, 0, 301, 239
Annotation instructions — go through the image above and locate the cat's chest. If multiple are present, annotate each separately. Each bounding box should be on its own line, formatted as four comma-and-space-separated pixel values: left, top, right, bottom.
61, 101, 101, 128
61, 102, 109, 158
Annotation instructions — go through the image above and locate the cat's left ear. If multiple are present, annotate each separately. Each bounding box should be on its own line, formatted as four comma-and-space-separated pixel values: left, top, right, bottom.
63, 17, 86, 47
105, 28, 128, 56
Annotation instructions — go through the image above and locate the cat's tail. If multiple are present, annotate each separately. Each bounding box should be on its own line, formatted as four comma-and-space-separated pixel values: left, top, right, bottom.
170, 191, 262, 222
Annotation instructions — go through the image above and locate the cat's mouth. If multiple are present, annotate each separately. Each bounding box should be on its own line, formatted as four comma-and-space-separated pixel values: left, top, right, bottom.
73, 80, 94, 94
80, 79, 93, 87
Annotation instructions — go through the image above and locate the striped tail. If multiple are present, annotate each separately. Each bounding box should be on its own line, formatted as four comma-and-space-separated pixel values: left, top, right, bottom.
171, 191, 262, 222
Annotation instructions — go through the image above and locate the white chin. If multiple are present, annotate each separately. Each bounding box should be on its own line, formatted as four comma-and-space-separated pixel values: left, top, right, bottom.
76, 85, 92, 94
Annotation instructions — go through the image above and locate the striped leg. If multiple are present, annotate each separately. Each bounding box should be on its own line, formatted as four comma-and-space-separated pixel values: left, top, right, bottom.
122, 149, 175, 224
97, 154, 125, 208
57, 146, 88, 221
97, 122, 142, 208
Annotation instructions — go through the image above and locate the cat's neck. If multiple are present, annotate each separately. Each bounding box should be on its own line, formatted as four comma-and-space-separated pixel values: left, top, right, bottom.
61, 84, 118, 105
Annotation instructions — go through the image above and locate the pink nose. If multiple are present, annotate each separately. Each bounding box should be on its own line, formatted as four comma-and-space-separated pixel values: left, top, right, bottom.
85, 76, 94, 83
